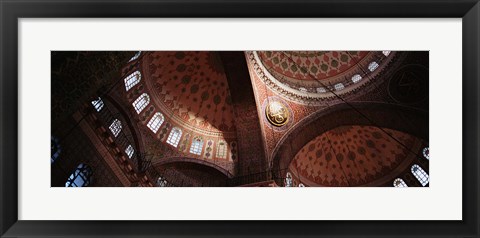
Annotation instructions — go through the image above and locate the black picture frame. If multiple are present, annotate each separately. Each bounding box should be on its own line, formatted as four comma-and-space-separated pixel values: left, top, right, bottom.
1, 0, 479, 237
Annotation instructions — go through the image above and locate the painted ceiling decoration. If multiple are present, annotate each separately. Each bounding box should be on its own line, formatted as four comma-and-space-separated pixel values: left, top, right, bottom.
289, 125, 425, 187
123, 51, 238, 175
248, 51, 396, 105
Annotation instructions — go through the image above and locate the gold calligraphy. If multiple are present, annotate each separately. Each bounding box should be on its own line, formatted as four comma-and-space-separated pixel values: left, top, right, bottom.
265, 101, 289, 127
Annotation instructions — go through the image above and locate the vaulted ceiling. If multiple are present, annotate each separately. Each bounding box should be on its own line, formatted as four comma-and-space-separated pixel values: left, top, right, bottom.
143, 51, 237, 138
289, 125, 426, 187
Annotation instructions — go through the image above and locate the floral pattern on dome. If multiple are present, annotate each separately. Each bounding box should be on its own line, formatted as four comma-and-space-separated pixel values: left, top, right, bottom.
291, 125, 423, 186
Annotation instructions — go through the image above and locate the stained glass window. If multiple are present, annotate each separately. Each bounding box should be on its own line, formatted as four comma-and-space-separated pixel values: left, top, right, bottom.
166, 127, 182, 147
91, 97, 104, 112
124, 71, 141, 91
351, 74, 362, 83
189, 137, 204, 155
316, 87, 326, 93
411, 164, 429, 186
125, 144, 134, 159
334, 83, 345, 91
285, 172, 293, 187
299, 87, 308, 92
132, 93, 150, 114
129, 51, 142, 62
216, 140, 227, 159
368, 61, 379, 72
65, 163, 92, 187
51, 136, 61, 163
393, 178, 408, 187
157, 176, 168, 187
423, 147, 429, 160
109, 119, 122, 137
147, 112, 165, 134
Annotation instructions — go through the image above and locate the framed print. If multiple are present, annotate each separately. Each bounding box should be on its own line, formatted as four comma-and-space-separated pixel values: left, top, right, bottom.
1, 0, 479, 237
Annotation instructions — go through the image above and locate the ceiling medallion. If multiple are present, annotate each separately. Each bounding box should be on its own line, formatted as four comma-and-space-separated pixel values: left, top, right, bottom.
265, 100, 289, 127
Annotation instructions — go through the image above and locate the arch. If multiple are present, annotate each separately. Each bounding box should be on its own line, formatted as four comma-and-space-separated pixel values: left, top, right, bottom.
272, 102, 428, 177
152, 156, 234, 179
147, 112, 165, 134
132, 93, 150, 114
393, 178, 408, 187
189, 136, 204, 155
411, 164, 429, 186
124, 71, 141, 91
216, 140, 227, 159
102, 94, 146, 161
423, 147, 430, 160
166, 127, 182, 147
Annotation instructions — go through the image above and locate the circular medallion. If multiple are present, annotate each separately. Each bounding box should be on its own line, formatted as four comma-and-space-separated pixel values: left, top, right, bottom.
265, 100, 289, 127
388, 64, 428, 104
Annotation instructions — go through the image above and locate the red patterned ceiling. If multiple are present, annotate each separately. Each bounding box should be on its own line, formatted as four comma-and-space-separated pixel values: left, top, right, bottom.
143, 51, 236, 138
290, 125, 424, 186
257, 51, 370, 82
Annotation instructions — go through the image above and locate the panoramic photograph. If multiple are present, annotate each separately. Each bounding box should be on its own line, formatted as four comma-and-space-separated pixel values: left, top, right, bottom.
51, 51, 429, 187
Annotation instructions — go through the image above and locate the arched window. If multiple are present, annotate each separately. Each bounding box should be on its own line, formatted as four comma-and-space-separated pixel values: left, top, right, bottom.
132, 93, 150, 114
423, 147, 429, 160
411, 164, 429, 186
285, 172, 293, 187
189, 137, 204, 155
109, 119, 122, 137
125, 144, 134, 159
124, 71, 141, 91
166, 127, 182, 147
147, 112, 164, 134
368, 61, 379, 72
65, 163, 92, 187
316, 87, 326, 93
51, 136, 61, 163
216, 140, 227, 159
351, 74, 362, 83
157, 176, 168, 187
129, 51, 142, 62
393, 178, 408, 187
382, 51, 391, 56
334, 83, 345, 91
91, 97, 104, 112
298, 183, 305, 187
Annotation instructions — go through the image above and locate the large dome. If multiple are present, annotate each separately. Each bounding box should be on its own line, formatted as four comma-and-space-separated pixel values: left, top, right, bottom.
248, 51, 396, 104
143, 51, 236, 138
289, 125, 425, 186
